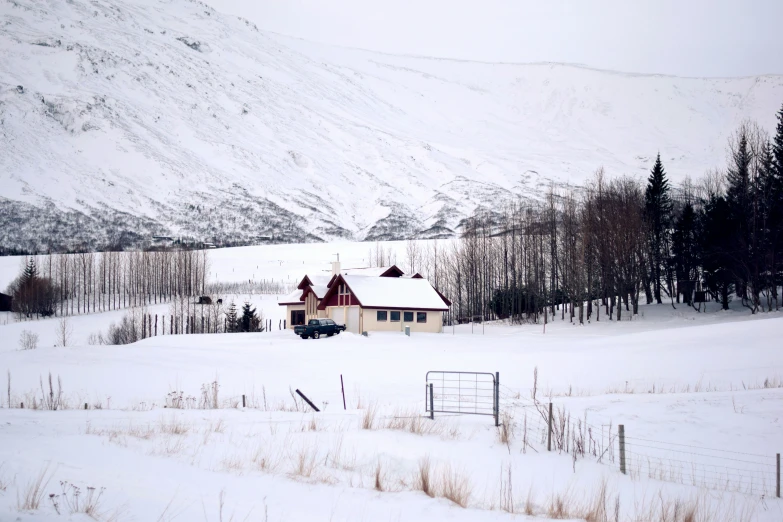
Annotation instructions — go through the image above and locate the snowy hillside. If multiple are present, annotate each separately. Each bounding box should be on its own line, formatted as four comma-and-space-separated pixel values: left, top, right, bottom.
1, 0, 782, 252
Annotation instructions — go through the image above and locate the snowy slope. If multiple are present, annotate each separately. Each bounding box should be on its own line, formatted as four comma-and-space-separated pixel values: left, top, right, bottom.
1, 0, 782, 252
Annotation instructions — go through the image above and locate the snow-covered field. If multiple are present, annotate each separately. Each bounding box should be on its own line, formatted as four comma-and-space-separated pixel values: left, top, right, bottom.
1, 243, 782, 521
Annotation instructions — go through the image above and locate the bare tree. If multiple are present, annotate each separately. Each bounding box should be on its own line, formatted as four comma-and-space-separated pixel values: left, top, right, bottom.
55, 317, 73, 347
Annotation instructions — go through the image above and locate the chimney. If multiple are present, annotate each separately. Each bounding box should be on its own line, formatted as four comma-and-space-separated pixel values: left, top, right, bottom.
331, 260, 341, 276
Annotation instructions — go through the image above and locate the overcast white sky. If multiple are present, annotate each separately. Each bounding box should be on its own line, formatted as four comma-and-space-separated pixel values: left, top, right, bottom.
207, 0, 782, 77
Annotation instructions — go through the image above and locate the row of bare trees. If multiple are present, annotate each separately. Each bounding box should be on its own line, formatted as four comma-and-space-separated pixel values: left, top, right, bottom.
414, 171, 651, 325
8, 249, 209, 319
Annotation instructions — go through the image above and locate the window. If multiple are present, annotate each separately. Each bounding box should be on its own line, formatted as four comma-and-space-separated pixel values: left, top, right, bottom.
309, 319, 320, 326
417, 312, 427, 323
403, 311, 414, 322
377, 310, 388, 321
291, 310, 306, 326
390, 311, 400, 322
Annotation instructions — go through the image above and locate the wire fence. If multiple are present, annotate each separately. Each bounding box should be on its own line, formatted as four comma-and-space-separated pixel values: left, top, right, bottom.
496, 383, 780, 499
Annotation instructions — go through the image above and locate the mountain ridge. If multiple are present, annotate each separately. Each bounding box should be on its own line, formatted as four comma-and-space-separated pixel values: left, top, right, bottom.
1, 0, 782, 253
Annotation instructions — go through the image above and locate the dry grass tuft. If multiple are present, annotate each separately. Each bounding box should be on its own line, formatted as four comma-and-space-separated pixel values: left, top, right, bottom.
437, 465, 471, 508
253, 442, 283, 473
416, 456, 433, 497
158, 416, 190, 435
220, 455, 245, 475
361, 402, 378, 430
292, 444, 318, 478
374, 460, 385, 492
17, 465, 53, 511
547, 486, 576, 519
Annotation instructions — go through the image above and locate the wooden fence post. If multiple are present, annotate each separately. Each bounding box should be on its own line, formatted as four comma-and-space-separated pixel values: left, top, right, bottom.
295, 389, 320, 412
242, 394, 246, 408
547, 402, 553, 451
142, 314, 146, 339
494, 371, 500, 428
155, 314, 158, 336
777, 453, 780, 498
340, 375, 346, 410
429, 383, 434, 420
619, 425, 626, 474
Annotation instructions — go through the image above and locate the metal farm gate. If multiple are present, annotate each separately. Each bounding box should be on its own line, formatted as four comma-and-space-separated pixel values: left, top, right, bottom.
425, 371, 499, 426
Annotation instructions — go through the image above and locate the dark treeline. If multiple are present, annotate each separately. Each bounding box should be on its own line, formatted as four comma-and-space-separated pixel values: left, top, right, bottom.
6, 249, 209, 319
414, 105, 783, 323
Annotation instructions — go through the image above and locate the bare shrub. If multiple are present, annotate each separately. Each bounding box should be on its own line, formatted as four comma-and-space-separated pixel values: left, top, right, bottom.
499, 464, 514, 513
199, 380, 219, 409
17, 465, 53, 510
361, 402, 378, 430
55, 317, 73, 347
40, 372, 65, 410
18, 330, 39, 350
49, 482, 108, 518
103, 307, 146, 345
86, 331, 106, 345
497, 411, 514, 451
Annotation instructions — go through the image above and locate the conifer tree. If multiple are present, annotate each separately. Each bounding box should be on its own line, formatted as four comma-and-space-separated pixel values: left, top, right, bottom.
772, 104, 783, 307
644, 153, 673, 303
672, 201, 699, 305
240, 302, 259, 332
701, 195, 734, 310
20, 257, 38, 288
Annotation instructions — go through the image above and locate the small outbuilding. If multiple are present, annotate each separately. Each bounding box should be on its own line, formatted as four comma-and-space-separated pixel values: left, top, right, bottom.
0, 292, 12, 312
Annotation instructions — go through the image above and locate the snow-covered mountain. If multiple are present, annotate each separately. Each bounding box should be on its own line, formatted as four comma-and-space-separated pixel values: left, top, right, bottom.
1, 0, 782, 252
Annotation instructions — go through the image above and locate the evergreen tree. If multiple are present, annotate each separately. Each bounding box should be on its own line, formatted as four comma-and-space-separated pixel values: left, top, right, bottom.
644, 153, 673, 303
240, 302, 259, 332
20, 257, 38, 288
672, 201, 699, 305
225, 301, 238, 333
701, 195, 734, 310
771, 105, 783, 308
725, 126, 760, 310
773, 104, 783, 185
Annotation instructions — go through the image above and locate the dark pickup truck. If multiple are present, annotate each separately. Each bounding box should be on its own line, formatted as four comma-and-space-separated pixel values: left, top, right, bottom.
294, 318, 346, 339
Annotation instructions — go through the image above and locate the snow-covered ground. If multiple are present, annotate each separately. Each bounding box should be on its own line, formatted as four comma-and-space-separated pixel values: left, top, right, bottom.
1, 243, 782, 521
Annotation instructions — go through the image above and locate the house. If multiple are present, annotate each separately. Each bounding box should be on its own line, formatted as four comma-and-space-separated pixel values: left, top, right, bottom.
279, 262, 450, 334
0, 292, 12, 312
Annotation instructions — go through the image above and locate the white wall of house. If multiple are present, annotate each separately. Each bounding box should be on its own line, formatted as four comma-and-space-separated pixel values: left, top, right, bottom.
361, 308, 443, 334
284, 304, 305, 329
